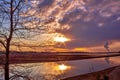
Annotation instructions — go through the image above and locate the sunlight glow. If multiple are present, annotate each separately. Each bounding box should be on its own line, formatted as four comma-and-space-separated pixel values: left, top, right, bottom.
74, 48, 87, 52
54, 36, 70, 43
58, 64, 68, 71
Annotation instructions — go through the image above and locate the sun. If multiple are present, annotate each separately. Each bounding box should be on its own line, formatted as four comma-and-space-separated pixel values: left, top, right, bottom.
53, 36, 70, 43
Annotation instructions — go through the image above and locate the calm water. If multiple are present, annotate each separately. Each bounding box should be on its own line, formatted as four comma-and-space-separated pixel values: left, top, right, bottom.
0, 56, 120, 80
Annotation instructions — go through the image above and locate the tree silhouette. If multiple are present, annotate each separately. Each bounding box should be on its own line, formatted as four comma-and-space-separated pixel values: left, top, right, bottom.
0, 0, 48, 79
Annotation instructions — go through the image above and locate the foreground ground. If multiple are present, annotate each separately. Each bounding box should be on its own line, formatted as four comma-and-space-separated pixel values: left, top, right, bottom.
63, 65, 120, 80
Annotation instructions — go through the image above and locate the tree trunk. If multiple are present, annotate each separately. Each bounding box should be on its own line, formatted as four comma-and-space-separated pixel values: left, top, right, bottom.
4, 0, 14, 79
4, 47, 10, 80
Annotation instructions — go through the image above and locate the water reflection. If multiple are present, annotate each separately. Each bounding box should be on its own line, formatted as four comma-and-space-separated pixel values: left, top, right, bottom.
9, 63, 70, 80
58, 64, 68, 71
105, 57, 110, 64
0, 56, 120, 80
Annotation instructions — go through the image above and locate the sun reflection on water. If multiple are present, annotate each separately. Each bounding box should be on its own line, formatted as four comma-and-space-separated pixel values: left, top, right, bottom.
58, 64, 68, 71
7, 62, 71, 80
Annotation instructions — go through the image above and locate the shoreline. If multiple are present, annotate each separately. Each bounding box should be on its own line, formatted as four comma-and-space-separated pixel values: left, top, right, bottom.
62, 65, 120, 80
0, 53, 120, 64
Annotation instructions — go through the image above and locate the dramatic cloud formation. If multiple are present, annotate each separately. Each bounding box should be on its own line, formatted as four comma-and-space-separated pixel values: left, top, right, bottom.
20, 0, 120, 51
56, 0, 120, 50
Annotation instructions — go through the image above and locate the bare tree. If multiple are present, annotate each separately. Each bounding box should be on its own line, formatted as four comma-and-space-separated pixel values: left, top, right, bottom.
0, 0, 48, 79
0, 0, 26, 79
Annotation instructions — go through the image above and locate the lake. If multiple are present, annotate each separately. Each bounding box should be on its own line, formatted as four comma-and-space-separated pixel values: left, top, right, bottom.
0, 56, 120, 80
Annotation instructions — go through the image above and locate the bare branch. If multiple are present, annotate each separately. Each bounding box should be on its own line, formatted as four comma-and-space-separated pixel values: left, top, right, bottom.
10, 74, 31, 80
0, 31, 7, 40
0, 40, 6, 48
13, 0, 22, 13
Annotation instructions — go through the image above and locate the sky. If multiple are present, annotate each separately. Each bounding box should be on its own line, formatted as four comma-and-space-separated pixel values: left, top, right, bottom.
1, 0, 120, 52
32, 0, 120, 52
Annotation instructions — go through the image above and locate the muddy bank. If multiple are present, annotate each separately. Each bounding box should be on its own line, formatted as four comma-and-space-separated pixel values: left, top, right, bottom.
62, 65, 120, 80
